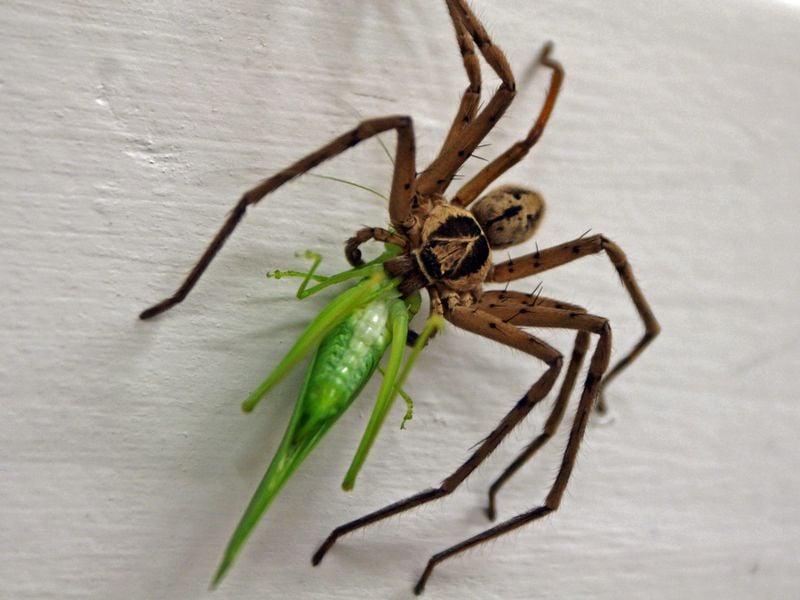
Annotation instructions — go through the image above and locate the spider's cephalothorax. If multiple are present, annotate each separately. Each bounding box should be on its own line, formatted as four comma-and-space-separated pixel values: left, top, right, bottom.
385, 187, 544, 301
140, 0, 659, 594
386, 202, 490, 297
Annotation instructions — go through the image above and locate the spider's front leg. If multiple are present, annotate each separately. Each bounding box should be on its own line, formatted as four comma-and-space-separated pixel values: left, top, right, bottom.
416, 0, 519, 196
490, 233, 660, 412
451, 42, 564, 208
139, 116, 416, 319
312, 306, 563, 592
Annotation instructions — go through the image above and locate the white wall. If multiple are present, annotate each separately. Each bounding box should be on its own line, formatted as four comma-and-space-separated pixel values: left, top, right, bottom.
2, 1, 799, 598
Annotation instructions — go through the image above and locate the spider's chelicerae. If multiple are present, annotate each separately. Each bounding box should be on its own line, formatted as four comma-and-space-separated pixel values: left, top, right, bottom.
141, 0, 659, 593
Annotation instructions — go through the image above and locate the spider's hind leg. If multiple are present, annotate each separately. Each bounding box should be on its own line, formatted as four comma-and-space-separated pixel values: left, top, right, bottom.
414, 302, 612, 594
313, 305, 563, 581
474, 290, 590, 521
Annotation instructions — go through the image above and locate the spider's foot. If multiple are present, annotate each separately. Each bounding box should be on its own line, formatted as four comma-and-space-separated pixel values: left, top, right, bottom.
592, 391, 617, 427
484, 503, 497, 522
311, 529, 340, 566
414, 561, 435, 596
594, 392, 608, 415
485, 484, 500, 521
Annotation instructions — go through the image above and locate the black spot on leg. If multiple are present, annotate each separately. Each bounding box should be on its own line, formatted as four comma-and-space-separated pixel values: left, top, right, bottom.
533, 261, 540, 268
572, 246, 581, 254
458, 150, 466, 157
404, 183, 411, 190
585, 371, 600, 388
489, 322, 497, 329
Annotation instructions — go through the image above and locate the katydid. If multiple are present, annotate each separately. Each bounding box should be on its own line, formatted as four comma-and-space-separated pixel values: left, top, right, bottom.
211, 248, 443, 588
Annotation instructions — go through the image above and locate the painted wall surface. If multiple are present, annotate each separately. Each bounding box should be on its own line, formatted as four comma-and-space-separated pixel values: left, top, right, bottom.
2, 1, 799, 598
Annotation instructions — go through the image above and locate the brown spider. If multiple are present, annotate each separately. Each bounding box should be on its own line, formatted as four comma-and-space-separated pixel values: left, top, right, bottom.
140, 0, 659, 593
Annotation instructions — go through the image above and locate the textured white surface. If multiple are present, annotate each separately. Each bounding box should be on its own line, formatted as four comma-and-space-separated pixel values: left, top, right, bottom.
2, 1, 800, 598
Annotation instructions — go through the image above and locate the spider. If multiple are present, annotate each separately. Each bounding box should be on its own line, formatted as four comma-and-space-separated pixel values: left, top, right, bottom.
140, 0, 660, 593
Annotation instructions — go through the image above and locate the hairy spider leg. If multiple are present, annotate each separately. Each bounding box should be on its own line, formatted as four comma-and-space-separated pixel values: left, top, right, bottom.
451, 43, 564, 207
413, 303, 611, 594
432, 0, 481, 172
490, 233, 661, 412
140, 116, 417, 319
416, 0, 518, 196
312, 305, 563, 569
474, 291, 589, 519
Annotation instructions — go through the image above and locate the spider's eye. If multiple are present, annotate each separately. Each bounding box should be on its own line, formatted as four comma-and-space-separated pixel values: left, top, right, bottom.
470, 185, 545, 249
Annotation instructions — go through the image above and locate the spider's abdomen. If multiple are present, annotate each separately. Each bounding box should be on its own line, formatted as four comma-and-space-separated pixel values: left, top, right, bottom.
417, 205, 490, 291
470, 185, 545, 250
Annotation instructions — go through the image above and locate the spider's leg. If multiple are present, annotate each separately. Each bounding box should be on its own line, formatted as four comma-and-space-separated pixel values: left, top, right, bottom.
312, 305, 562, 568
140, 116, 416, 319
475, 291, 589, 520
414, 305, 611, 595
344, 227, 407, 267
433, 0, 481, 162
417, 0, 517, 196
490, 234, 661, 412
451, 44, 564, 208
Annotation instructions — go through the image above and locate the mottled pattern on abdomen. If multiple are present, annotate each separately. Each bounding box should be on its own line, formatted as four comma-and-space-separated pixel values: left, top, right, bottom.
303, 294, 396, 416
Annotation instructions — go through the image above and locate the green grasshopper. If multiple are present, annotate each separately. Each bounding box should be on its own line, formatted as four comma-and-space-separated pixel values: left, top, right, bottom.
210, 245, 443, 587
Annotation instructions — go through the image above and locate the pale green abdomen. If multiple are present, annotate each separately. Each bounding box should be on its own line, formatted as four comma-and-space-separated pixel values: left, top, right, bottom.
301, 293, 396, 418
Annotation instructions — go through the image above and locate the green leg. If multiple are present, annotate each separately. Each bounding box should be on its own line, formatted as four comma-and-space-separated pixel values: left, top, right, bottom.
392, 315, 445, 408
377, 365, 414, 428
242, 271, 390, 413
269, 250, 396, 299
341, 311, 444, 489
341, 300, 410, 490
